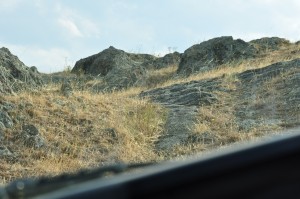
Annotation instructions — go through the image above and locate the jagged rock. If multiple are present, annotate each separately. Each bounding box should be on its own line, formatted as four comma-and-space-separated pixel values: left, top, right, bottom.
0, 101, 15, 111
21, 124, 45, 148
22, 124, 39, 136
72, 46, 157, 90
72, 46, 156, 76
140, 78, 220, 151
0, 111, 13, 128
236, 58, 300, 129
140, 79, 219, 106
102, 64, 147, 90
249, 37, 291, 53
0, 47, 43, 94
0, 145, 13, 157
143, 52, 182, 69
0, 122, 5, 131
61, 80, 73, 97
177, 36, 256, 76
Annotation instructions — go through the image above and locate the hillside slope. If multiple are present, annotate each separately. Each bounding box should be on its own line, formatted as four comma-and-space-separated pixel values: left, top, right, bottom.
1, 36, 299, 184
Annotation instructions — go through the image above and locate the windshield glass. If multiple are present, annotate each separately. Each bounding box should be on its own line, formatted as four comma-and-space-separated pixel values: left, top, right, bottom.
0, 0, 299, 185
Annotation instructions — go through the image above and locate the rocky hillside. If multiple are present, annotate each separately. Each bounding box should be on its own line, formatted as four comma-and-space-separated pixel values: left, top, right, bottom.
0, 36, 299, 184
71, 46, 181, 91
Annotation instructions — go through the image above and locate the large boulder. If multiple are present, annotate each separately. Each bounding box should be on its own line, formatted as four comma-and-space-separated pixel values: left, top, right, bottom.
72, 46, 156, 76
177, 36, 256, 76
0, 47, 43, 94
72, 46, 159, 90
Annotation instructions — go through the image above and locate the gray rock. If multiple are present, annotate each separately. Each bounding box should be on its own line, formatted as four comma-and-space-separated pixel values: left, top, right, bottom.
0, 129, 4, 140
61, 80, 73, 97
0, 101, 15, 111
22, 124, 39, 136
249, 37, 291, 53
177, 36, 256, 76
0, 122, 6, 130
20, 124, 45, 148
0, 145, 13, 157
72, 46, 154, 76
0, 146, 13, 157
236, 58, 300, 128
143, 52, 182, 69
23, 134, 45, 148
72, 46, 158, 91
0, 111, 13, 128
0, 47, 43, 94
140, 78, 220, 152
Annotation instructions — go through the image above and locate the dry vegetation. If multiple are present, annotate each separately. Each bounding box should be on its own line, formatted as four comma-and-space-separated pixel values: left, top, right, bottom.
1, 42, 300, 185
144, 42, 300, 158
0, 86, 167, 184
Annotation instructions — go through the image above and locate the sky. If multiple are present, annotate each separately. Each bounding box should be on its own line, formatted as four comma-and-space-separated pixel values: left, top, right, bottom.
1, 0, 300, 73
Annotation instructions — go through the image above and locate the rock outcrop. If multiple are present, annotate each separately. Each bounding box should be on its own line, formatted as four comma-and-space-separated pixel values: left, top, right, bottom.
72, 47, 182, 91
236, 58, 300, 129
72, 46, 157, 90
140, 79, 220, 151
140, 56, 300, 153
0, 47, 43, 94
143, 52, 182, 69
249, 37, 291, 53
177, 36, 256, 76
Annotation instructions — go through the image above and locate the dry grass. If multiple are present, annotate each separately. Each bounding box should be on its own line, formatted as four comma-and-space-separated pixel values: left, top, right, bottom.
0, 85, 167, 184
158, 43, 300, 88
1, 42, 300, 185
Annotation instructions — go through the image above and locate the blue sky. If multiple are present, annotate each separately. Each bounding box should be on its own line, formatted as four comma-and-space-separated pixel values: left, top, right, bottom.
1, 0, 300, 73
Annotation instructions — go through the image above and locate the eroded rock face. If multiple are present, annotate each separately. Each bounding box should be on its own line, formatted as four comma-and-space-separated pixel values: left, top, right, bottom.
236, 58, 300, 130
72, 46, 158, 90
177, 36, 256, 76
72, 46, 183, 91
0, 47, 43, 94
0, 111, 13, 129
140, 79, 220, 152
249, 37, 291, 53
143, 52, 182, 69
21, 124, 45, 148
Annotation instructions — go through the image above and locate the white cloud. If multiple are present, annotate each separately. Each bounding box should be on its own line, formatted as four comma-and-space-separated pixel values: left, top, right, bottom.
58, 18, 83, 38
55, 3, 101, 39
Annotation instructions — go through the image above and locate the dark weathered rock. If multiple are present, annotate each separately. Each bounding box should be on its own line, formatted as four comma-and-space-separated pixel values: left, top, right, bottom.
0, 122, 5, 131
20, 124, 45, 148
23, 135, 45, 148
140, 78, 220, 151
236, 58, 300, 129
61, 80, 73, 97
22, 124, 39, 136
177, 36, 256, 76
140, 79, 219, 106
143, 52, 182, 69
0, 111, 13, 128
0, 47, 43, 94
0, 101, 15, 111
72, 46, 156, 76
249, 37, 291, 53
0, 145, 13, 157
72, 46, 158, 90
